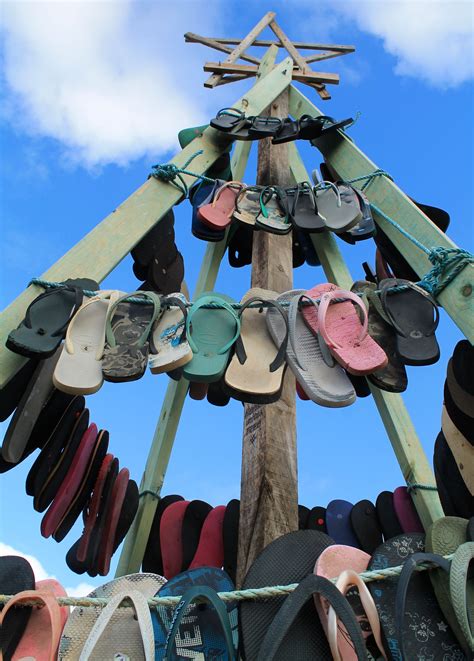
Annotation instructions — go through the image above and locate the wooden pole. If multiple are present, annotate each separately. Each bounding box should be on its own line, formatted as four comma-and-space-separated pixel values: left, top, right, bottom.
236, 83, 298, 587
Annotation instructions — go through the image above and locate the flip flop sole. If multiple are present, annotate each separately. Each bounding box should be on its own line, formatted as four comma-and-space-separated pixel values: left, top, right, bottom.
350, 499, 383, 554
189, 505, 226, 570
142, 494, 184, 574
223, 499, 239, 583
375, 491, 403, 540
326, 499, 359, 547
393, 487, 424, 533
0, 556, 35, 660
0, 357, 38, 422
180, 499, 213, 571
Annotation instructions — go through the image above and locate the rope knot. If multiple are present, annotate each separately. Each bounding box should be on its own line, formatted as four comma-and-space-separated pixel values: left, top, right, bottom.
150, 163, 180, 182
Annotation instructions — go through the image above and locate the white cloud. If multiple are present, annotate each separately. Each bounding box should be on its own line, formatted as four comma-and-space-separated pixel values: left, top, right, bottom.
0, 1, 222, 168
336, 0, 474, 88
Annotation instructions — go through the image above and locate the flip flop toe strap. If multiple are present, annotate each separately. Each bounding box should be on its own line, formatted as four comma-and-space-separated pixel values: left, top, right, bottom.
318, 290, 369, 349
186, 298, 241, 356
449, 542, 474, 651
23, 285, 84, 338
105, 291, 162, 349
288, 294, 320, 370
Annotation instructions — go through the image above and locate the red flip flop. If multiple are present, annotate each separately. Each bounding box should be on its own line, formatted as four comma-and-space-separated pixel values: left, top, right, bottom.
96, 467, 130, 575
160, 500, 190, 579
198, 182, 245, 230
41, 423, 98, 538
189, 505, 226, 569
77, 453, 114, 561
393, 486, 424, 533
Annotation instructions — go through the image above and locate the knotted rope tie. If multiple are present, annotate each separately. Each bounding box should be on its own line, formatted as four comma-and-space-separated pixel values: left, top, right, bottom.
150, 150, 215, 198
406, 482, 438, 493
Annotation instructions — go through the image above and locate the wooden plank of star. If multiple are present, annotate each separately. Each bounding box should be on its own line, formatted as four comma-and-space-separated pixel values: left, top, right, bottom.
206, 37, 356, 52
184, 32, 261, 65
215, 74, 256, 87
203, 61, 340, 85
305, 50, 354, 64
204, 11, 276, 88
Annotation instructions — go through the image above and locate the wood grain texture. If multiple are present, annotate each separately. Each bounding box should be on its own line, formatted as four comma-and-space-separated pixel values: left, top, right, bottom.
184, 31, 261, 65
288, 85, 473, 343
204, 61, 340, 85
237, 84, 298, 587
288, 142, 444, 529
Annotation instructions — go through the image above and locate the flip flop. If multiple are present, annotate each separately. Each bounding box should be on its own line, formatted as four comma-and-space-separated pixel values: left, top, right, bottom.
292, 230, 306, 268
444, 381, 474, 445
346, 371, 371, 398
248, 115, 282, 139
379, 278, 440, 366
198, 181, 245, 230
296, 380, 310, 400
266, 289, 356, 407
451, 339, 474, 394
6, 278, 98, 358
307, 506, 327, 533
207, 378, 231, 406
0, 357, 38, 422
223, 499, 239, 583
0, 556, 35, 660
426, 516, 472, 652
227, 223, 253, 267
96, 467, 130, 575
303, 115, 353, 141
393, 487, 424, 533
315, 545, 387, 660
147, 250, 184, 295
313, 182, 362, 233
130, 209, 175, 268
152, 567, 238, 660
189, 505, 226, 570
188, 380, 209, 399
1, 348, 61, 464
190, 180, 226, 242
442, 405, 474, 495
351, 280, 407, 393
296, 228, 321, 266
255, 186, 291, 235
326, 500, 359, 547
375, 491, 403, 540
239, 529, 335, 660
224, 289, 288, 404
77, 453, 114, 561
210, 107, 247, 132
299, 505, 310, 530
272, 117, 300, 144
339, 188, 376, 244
315, 285, 388, 375
149, 293, 193, 374
102, 291, 161, 382
434, 431, 473, 518
232, 185, 263, 226
286, 182, 326, 233
160, 500, 191, 579
447, 358, 474, 418
183, 293, 240, 383
180, 499, 213, 571
4, 579, 69, 660
58, 574, 165, 660
350, 499, 383, 554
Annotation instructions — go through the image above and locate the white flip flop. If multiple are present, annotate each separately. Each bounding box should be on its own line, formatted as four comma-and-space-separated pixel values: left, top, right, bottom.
149, 292, 193, 374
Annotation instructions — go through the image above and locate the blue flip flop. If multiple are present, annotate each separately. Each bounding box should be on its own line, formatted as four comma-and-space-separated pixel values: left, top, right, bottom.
326, 499, 360, 547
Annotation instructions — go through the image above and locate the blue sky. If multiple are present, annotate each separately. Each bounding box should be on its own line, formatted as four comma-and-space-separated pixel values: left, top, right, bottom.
0, 1, 473, 594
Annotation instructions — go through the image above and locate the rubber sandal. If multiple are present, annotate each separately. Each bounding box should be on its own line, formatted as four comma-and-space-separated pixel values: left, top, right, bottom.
338, 188, 376, 244
232, 185, 263, 226
102, 291, 161, 382
313, 182, 362, 233
451, 340, 474, 396
346, 371, 371, 398
147, 250, 184, 295
272, 117, 300, 144
188, 380, 209, 400
6, 278, 98, 358
183, 292, 240, 383
286, 182, 326, 233
255, 186, 291, 234
223, 499, 239, 583
0, 357, 38, 422
190, 180, 226, 242
256, 573, 366, 661
0, 556, 35, 660
315, 545, 386, 661
379, 278, 440, 366
395, 551, 465, 659
1, 348, 61, 463
296, 228, 321, 266
210, 107, 246, 132
153, 567, 238, 660
303, 115, 353, 141
375, 491, 403, 540
434, 432, 473, 518
296, 380, 310, 400
444, 382, 474, 445
227, 223, 253, 267
266, 289, 355, 407
159, 499, 191, 579
240, 529, 335, 660
149, 293, 193, 374
189, 505, 226, 570
180, 499, 213, 571
198, 181, 245, 230
449, 542, 474, 653
442, 405, 474, 495
299, 504, 310, 529
248, 115, 282, 139
316, 285, 388, 375
447, 358, 474, 417
131, 209, 175, 268
96, 467, 130, 575
350, 499, 383, 554
351, 280, 407, 393
393, 486, 424, 533
207, 378, 231, 406
307, 506, 327, 532
224, 289, 288, 404
292, 230, 306, 268
326, 500, 359, 547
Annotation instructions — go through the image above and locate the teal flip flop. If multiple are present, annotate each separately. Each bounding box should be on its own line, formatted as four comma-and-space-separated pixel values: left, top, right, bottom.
183, 293, 240, 383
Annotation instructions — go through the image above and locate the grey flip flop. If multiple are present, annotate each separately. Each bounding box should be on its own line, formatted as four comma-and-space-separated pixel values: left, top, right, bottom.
314, 182, 362, 233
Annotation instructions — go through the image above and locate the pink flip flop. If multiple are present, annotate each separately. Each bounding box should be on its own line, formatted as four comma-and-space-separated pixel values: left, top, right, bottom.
41, 423, 98, 538
189, 505, 226, 569
393, 486, 424, 533
96, 467, 130, 576
314, 545, 386, 660
160, 499, 190, 579
2, 580, 69, 660
307, 284, 388, 375
198, 181, 245, 230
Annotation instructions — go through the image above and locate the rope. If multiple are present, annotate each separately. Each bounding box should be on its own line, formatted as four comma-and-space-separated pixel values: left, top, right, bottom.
406, 482, 438, 493
0, 554, 455, 609
149, 150, 215, 198
138, 489, 161, 500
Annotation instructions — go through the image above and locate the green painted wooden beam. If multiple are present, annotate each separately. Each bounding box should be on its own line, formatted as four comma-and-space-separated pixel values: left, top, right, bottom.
288, 86, 473, 343
0, 57, 293, 388
288, 142, 444, 529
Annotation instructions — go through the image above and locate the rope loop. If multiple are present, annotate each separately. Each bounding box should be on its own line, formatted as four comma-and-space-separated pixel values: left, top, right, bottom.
150, 150, 216, 199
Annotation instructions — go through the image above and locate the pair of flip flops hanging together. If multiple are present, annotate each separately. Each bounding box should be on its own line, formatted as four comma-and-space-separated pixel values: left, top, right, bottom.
210, 108, 353, 144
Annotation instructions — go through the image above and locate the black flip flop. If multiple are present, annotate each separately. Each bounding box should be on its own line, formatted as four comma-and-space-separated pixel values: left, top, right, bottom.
147, 251, 184, 295
132, 260, 148, 281
302, 115, 353, 141
239, 529, 335, 659
0, 358, 38, 422
142, 494, 184, 574
286, 183, 326, 233
25, 396, 86, 497
452, 340, 474, 395
181, 499, 213, 571
296, 229, 321, 266
306, 506, 327, 532
0, 556, 35, 659
379, 278, 440, 366
434, 431, 473, 518
256, 574, 367, 660
298, 505, 310, 530
227, 223, 253, 268
444, 381, 474, 445
130, 210, 175, 268
376, 491, 403, 540
207, 379, 231, 406
248, 116, 282, 139
210, 108, 246, 132
346, 371, 371, 398
6, 278, 98, 358
292, 231, 305, 268
272, 118, 300, 144
223, 499, 239, 583
350, 499, 383, 554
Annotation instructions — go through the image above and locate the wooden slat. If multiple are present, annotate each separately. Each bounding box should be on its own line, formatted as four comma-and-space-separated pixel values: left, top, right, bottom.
305, 50, 353, 64
204, 11, 276, 88
287, 142, 444, 529
204, 61, 340, 85
215, 74, 255, 87
203, 37, 355, 52
184, 31, 261, 65
0, 57, 293, 388
116, 137, 253, 577
288, 85, 474, 343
